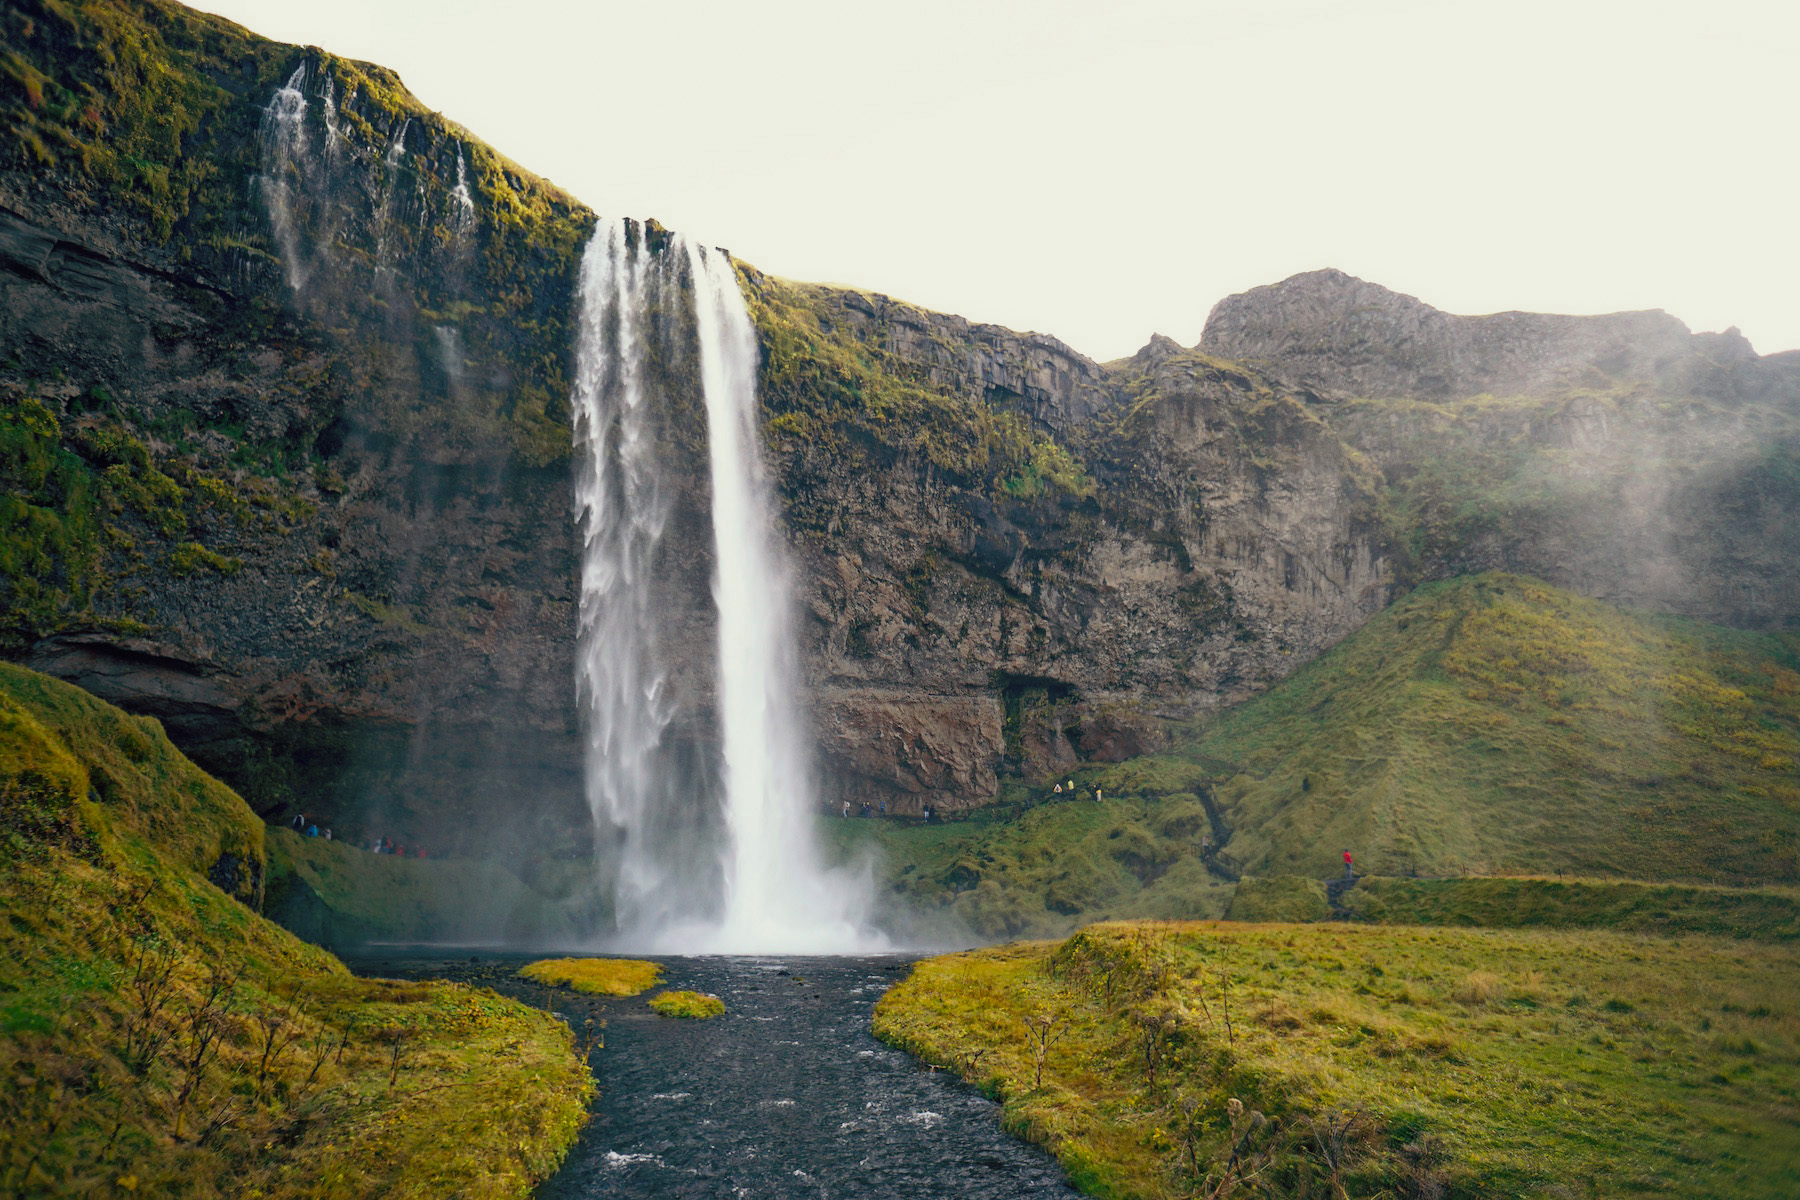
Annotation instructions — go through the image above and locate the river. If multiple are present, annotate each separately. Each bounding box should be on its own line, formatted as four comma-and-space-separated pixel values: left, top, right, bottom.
346, 952, 1073, 1199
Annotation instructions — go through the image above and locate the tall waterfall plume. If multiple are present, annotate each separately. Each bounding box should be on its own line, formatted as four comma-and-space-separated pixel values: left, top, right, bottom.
571, 220, 876, 953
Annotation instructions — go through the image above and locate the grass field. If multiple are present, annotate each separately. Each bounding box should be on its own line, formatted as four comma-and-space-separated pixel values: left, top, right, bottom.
1338, 875, 1800, 941
0, 664, 591, 1197
874, 920, 1800, 1199
647, 990, 726, 1019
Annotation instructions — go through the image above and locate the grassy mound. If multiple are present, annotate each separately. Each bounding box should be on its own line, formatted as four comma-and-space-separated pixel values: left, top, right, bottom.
265, 829, 590, 947
1223, 876, 1331, 923
519, 958, 663, 997
647, 990, 725, 1020
1339, 875, 1800, 941
0, 664, 590, 1197
874, 920, 1800, 1199
823, 794, 1235, 942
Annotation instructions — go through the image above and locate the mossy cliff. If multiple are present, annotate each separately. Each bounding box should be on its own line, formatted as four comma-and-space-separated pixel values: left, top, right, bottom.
4, 0, 1798, 866
3, 0, 595, 856
0, 662, 590, 1196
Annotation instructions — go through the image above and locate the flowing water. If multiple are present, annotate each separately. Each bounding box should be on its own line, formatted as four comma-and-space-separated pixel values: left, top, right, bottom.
571, 224, 875, 953
257, 63, 312, 292
348, 953, 1071, 1199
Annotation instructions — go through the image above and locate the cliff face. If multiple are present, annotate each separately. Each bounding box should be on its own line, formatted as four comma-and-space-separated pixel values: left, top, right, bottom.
4, 1, 1794, 851
3, 0, 594, 853
1202, 267, 1800, 406
1202, 270, 1800, 629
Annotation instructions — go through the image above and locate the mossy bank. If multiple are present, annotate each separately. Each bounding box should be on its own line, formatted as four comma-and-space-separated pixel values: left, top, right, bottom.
0, 663, 591, 1196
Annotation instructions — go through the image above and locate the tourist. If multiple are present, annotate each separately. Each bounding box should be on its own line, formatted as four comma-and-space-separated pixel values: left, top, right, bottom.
290, 812, 306, 831
1343, 849, 1354, 879
1066, 780, 1074, 791
1053, 783, 1062, 794
1094, 788, 1102, 803
323, 828, 332, 841
879, 800, 887, 816
305, 823, 318, 837
842, 801, 851, 818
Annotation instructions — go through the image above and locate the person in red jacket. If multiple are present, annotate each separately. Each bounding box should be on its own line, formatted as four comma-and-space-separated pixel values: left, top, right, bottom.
1342, 849, 1354, 879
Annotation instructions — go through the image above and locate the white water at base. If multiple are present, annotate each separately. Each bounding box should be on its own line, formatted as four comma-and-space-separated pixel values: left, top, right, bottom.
680, 241, 876, 954
570, 219, 877, 954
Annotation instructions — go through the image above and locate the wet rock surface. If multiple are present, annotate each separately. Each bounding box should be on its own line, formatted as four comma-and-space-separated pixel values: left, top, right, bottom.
347, 952, 1073, 1199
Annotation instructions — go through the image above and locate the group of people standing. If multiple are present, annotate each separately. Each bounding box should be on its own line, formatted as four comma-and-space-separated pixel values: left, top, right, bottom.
288, 813, 332, 840
1050, 779, 1102, 802
285, 813, 429, 858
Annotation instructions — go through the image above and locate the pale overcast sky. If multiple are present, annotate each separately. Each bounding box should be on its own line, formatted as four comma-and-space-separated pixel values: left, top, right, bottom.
191, 0, 1799, 361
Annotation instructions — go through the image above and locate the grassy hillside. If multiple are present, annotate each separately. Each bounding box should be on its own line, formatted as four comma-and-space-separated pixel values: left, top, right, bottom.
265, 828, 595, 947
821, 792, 1235, 942
1337, 875, 1800, 941
1182, 573, 1800, 882
826, 573, 1799, 938
874, 920, 1800, 1199
0, 663, 590, 1197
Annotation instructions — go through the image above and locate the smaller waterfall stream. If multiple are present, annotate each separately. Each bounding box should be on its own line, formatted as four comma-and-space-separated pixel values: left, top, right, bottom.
257, 64, 311, 292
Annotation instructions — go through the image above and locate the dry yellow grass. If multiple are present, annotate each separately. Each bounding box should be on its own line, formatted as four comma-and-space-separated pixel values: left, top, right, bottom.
518, 957, 663, 996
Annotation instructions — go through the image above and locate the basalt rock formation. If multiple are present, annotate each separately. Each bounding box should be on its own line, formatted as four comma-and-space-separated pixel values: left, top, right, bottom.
4, 0, 1796, 857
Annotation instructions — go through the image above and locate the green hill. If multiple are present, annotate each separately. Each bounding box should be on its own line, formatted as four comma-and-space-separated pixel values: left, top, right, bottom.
0, 664, 589, 1197
1184, 572, 1800, 882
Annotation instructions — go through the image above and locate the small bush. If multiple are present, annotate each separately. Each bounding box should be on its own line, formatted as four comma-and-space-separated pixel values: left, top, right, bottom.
648, 990, 725, 1019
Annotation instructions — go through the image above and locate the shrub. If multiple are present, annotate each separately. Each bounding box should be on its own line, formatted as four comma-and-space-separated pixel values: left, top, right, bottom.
648, 990, 726, 1019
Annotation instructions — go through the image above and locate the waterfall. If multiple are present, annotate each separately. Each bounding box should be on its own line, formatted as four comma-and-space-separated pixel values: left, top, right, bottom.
257, 64, 311, 292
449, 145, 476, 235
571, 218, 695, 936
571, 220, 876, 953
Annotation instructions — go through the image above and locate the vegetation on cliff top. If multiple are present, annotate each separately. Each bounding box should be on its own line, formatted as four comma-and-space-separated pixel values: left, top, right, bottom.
0, 663, 591, 1197
3, 0, 592, 468
746, 272, 1093, 514
874, 920, 1800, 1199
